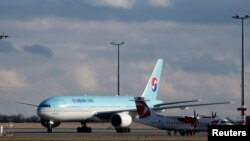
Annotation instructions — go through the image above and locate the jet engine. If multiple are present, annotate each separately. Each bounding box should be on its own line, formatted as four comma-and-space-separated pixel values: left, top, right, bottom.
110, 112, 132, 128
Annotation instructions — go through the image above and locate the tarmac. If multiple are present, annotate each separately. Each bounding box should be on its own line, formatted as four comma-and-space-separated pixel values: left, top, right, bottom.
0, 122, 207, 141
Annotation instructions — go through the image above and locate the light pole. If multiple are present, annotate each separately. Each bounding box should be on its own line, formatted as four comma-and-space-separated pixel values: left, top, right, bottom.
232, 14, 249, 125
110, 42, 124, 96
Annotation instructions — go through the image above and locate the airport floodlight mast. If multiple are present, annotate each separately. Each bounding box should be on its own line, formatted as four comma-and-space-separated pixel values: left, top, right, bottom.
110, 42, 125, 96
232, 14, 249, 125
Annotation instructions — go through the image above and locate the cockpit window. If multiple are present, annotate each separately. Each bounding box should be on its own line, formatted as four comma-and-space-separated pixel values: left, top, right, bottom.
39, 104, 51, 108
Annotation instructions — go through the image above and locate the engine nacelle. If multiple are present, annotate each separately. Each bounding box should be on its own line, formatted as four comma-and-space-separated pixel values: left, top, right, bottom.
110, 112, 132, 128
41, 119, 61, 128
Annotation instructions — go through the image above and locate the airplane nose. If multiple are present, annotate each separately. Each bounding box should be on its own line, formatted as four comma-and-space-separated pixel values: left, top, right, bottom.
37, 107, 43, 117
37, 107, 49, 119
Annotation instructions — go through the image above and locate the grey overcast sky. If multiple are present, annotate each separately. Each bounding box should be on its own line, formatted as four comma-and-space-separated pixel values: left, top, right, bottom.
0, 0, 250, 119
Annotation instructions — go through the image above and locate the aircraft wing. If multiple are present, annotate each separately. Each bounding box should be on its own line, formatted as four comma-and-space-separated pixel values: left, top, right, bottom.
154, 99, 201, 107
93, 100, 201, 119
15, 101, 39, 107
152, 101, 234, 111
93, 100, 233, 119
92, 101, 230, 119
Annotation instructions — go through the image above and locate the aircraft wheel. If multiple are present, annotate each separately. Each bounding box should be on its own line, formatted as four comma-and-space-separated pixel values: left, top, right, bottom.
179, 131, 185, 136
77, 127, 92, 133
47, 127, 52, 133
127, 128, 131, 133
116, 127, 131, 133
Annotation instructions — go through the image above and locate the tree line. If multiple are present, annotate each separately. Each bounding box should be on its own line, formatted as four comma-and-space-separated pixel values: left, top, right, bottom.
0, 114, 40, 123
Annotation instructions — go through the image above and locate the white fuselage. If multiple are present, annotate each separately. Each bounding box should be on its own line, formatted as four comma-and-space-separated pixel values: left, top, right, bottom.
135, 114, 232, 132
37, 96, 162, 122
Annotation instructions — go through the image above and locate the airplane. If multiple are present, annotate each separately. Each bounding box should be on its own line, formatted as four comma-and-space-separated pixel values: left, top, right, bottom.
16, 58, 232, 133
17, 58, 164, 133
0, 32, 8, 39
134, 97, 232, 136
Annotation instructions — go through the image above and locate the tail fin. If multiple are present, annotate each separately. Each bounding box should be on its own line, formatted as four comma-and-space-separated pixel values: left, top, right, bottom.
141, 58, 163, 100
134, 97, 156, 119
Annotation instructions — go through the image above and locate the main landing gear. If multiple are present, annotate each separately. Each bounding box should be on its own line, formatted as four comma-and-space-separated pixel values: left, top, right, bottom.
167, 130, 177, 136
115, 127, 131, 133
179, 131, 195, 136
77, 122, 92, 133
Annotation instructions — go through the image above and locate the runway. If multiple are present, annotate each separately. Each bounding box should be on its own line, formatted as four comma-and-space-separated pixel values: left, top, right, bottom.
0, 123, 207, 141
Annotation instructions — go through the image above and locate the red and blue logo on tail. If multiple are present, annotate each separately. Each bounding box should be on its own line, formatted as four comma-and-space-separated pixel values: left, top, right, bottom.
151, 77, 158, 92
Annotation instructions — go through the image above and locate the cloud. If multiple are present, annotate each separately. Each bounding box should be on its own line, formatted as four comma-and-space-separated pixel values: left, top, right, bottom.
2, 18, 244, 74
0, 41, 18, 54
0, 0, 250, 24
83, 0, 173, 9
147, 0, 173, 7
0, 68, 27, 91
23, 44, 54, 58
83, 0, 136, 9
158, 66, 241, 118
0, 17, 249, 118
174, 53, 238, 75
74, 65, 99, 92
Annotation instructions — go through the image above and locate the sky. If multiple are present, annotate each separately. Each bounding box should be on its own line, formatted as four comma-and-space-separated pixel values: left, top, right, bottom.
0, 0, 250, 120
